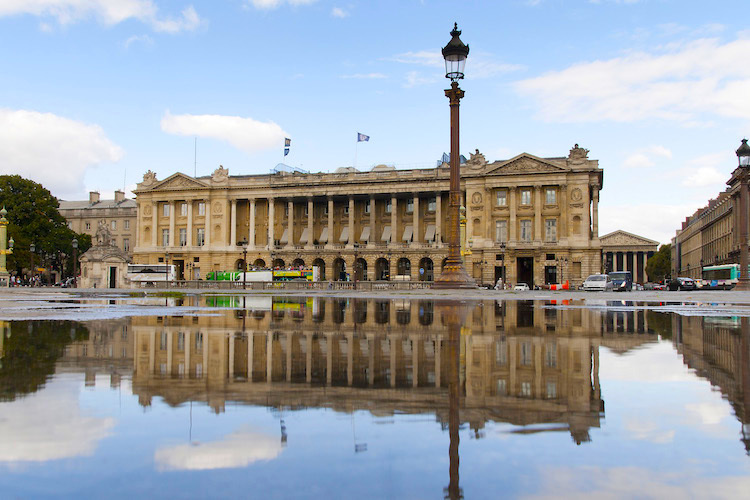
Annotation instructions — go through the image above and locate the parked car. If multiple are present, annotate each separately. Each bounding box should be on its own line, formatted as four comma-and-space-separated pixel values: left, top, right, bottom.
669, 277, 696, 291
632, 283, 644, 291
513, 283, 530, 291
608, 271, 633, 292
583, 274, 613, 291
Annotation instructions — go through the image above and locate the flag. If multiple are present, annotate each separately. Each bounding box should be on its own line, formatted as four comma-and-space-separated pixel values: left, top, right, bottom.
284, 148, 290, 156
284, 138, 291, 147
357, 133, 369, 142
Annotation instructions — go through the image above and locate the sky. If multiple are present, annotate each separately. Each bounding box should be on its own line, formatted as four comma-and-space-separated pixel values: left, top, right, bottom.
1, 0, 749, 245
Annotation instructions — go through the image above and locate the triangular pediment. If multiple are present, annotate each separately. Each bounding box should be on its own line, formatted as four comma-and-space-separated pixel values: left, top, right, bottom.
485, 153, 568, 175
151, 173, 209, 191
600, 230, 660, 247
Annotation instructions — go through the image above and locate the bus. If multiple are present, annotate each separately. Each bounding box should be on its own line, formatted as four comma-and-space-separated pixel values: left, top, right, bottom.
701, 264, 740, 289
205, 267, 319, 282
127, 264, 176, 286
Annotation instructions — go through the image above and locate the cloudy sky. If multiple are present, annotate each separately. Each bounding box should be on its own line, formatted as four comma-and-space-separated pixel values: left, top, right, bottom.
0, 0, 748, 244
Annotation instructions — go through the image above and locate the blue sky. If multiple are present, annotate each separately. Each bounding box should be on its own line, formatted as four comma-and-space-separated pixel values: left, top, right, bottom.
1, 0, 749, 244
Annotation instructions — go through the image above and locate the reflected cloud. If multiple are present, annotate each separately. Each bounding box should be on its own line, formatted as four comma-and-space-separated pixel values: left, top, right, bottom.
154, 427, 283, 470
623, 418, 675, 444
0, 378, 115, 463
684, 401, 731, 426
600, 342, 694, 382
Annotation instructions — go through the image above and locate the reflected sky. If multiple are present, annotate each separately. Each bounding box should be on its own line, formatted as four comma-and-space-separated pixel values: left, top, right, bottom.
0, 298, 749, 499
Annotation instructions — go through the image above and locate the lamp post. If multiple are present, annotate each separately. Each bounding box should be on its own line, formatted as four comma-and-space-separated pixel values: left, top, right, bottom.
29, 243, 35, 286
353, 243, 359, 290
240, 240, 248, 290
164, 250, 170, 289
71, 239, 78, 288
0, 208, 13, 287
434, 23, 476, 289
735, 139, 750, 291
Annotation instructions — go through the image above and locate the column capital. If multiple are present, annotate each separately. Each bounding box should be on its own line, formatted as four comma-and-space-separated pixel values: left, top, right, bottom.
560, 184, 568, 191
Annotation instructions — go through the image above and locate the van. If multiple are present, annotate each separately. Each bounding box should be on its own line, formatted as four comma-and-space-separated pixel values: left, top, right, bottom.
608, 271, 632, 291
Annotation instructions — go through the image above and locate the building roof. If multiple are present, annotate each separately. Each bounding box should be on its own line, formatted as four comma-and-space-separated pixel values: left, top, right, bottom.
59, 199, 136, 210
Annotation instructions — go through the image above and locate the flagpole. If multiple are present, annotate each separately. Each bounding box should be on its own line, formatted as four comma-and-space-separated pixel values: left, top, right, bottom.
354, 141, 358, 169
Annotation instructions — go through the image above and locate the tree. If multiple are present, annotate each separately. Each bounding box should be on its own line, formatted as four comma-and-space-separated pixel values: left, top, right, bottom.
646, 243, 671, 282
0, 175, 91, 277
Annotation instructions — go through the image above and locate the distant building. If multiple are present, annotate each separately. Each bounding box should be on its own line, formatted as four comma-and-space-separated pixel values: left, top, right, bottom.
599, 230, 658, 283
59, 191, 136, 256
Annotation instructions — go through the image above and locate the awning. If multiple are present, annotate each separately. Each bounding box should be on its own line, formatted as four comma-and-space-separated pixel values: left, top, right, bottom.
360, 226, 371, 242
300, 227, 310, 244
402, 225, 413, 242
339, 226, 349, 243
424, 224, 436, 241
319, 227, 329, 243
280, 228, 289, 244
381, 226, 392, 242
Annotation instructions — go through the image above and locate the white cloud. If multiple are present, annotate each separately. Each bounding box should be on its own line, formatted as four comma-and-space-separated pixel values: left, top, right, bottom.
681, 166, 725, 188
331, 7, 348, 18
245, 0, 317, 9
392, 50, 522, 86
0, 109, 123, 199
622, 145, 672, 169
0, 378, 115, 463
515, 36, 750, 123
155, 427, 283, 470
340, 73, 386, 79
123, 34, 153, 49
160, 111, 288, 155
599, 203, 695, 245
0, 0, 202, 33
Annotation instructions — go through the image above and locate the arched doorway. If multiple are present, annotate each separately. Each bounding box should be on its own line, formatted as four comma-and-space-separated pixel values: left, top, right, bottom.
235, 259, 245, 271
292, 258, 305, 268
253, 258, 266, 268
272, 258, 285, 269
354, 258, 367, 281
375, 257, 390, 280
397, 258, 411, 280
333, 258, 346, 281
312, 258, 326, 280
419, 257, 434, 281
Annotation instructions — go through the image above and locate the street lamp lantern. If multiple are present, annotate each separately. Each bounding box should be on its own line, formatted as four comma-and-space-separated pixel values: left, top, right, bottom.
434, 23, 476, 289
737, 138, 750, 167
442, 22, 469, 81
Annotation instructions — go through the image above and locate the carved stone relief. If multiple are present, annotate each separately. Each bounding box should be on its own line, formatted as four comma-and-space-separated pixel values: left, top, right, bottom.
213, 201, 223, 214
571, 188, 583, 201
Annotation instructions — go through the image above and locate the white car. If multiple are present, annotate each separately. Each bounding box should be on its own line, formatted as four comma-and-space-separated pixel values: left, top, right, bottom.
513, 283, 530, 291
583, 274, 613, 291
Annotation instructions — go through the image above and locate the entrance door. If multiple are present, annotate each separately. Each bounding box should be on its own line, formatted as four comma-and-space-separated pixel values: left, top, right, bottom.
109, 266, 117, 288
174, 259, 185, 280
517, 257, 534, 287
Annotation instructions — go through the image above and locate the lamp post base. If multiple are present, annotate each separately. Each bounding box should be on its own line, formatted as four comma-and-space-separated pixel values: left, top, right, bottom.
735, 277, 750, 291
434, 258, 477, 289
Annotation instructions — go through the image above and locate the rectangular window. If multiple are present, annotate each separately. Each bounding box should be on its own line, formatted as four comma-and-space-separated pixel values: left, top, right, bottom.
111, 220, 117, 231
546, 188, 557, 205
163, 204, 170, 217
162, 229, 169, 247
385, 200, 392, 214
365, 201, 370, 214
496, 379, 507, 396
496, 190, 507, 206
521, 189, 531, 205
495, 220, 508, 243
428, 198, 436, 211
520, 341, 532, 366
406, 199, 414, 213
85, 222, 91, 230
123, 238, 130, 252
179, 228, 187, 246
520, 220, 532, 242
495, 339, 507, 366
521, 381, 532, 397
198, 202, 205, 216
124, 220, 130, 230
181, 203, 187, 216
177, 332, 185, 351
195, 332, 203, 352
545, 343, 557, 368
160, 332, 167, 350
546, 381, 557, 399
545, 219, 557, 242
197, 228, 205, 247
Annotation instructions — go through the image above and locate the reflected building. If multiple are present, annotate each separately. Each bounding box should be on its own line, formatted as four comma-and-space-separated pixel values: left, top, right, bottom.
126, 298, 657, 443
59, 318, 133, 388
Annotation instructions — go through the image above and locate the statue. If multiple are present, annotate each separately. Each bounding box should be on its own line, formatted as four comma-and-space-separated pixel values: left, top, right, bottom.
568, 144, 589, 165
466, 149, 487, 169
95, 220, 113, 247
212, 165, 229, 183
142, 170, 157, 186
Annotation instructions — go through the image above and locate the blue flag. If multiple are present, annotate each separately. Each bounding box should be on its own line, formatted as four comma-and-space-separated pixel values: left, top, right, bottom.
357, 133, 370, 142
284, 148, 290, 156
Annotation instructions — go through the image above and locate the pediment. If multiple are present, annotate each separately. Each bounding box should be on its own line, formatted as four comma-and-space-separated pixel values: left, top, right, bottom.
485, 154, 568, 175
600, 230, 659, 248
151, 173, 209, 191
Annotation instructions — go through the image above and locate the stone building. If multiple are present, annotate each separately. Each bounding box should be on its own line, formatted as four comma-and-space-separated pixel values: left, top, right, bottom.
132, 145, 603, 287
599, 230, 658, 283
59, 191, 136, 256
78, 221, 131, 288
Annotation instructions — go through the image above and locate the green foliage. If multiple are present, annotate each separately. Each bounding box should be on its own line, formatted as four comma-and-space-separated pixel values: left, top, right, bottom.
646, 243, 672, 282
0, 175, 90, 276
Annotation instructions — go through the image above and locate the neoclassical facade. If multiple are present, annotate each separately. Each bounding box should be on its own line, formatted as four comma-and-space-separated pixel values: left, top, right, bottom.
600, 230, 658, 283
132, 145, 603, 287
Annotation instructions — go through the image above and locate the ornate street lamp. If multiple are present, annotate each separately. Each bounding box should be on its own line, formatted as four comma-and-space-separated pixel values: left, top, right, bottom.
735, 139, 750, 291
164, 250, 170, 289
435, 23, 476, 289
71, 239, 78, 288
240, 240, 248, 290
0, 208, 13, 287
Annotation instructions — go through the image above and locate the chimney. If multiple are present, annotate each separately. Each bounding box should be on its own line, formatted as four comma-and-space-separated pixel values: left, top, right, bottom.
89, 191, 100, 204
114, 190, 125, 203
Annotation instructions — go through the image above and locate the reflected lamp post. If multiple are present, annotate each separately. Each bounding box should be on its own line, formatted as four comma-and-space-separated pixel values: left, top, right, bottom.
735, 138, 750, 291
71, 239, 78, 288
434, 23, 476, 290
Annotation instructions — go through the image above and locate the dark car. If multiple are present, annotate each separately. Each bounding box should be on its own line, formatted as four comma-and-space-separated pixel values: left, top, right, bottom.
669, 277, 696, 291
608, 271, 633, 292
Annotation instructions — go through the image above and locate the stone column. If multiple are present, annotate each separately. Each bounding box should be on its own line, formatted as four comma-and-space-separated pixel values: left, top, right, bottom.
534, 186, 542, 243
151, 201, 158, 247
286, 334, 292, 382
230, 199, 237, 247
229, 334, 235, 378
560, 184, 568, 239
391, 195, 398, 244
287, 200, 294, 247
249, 199, 256, 248
247, 332, 254, 379
166, 331, 173, 376
168, 201, 176, 247
187, 201, 193, 247
509, 187, 517, 242
305, 334, 312, 383
327, 197, 334, 248
266, 332, 273, 383
185, 332, 191, 377
584, 186, 591, 239
205, 199, 211, 247
413, 194, 420, 244
369, 195, 376, 248
348, 197, 355, 246
434, 336, 441, 388
267, 197, 275, 249
592, 186, 599, 237
307, 198, 314, 249
436, 192, 443, 245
